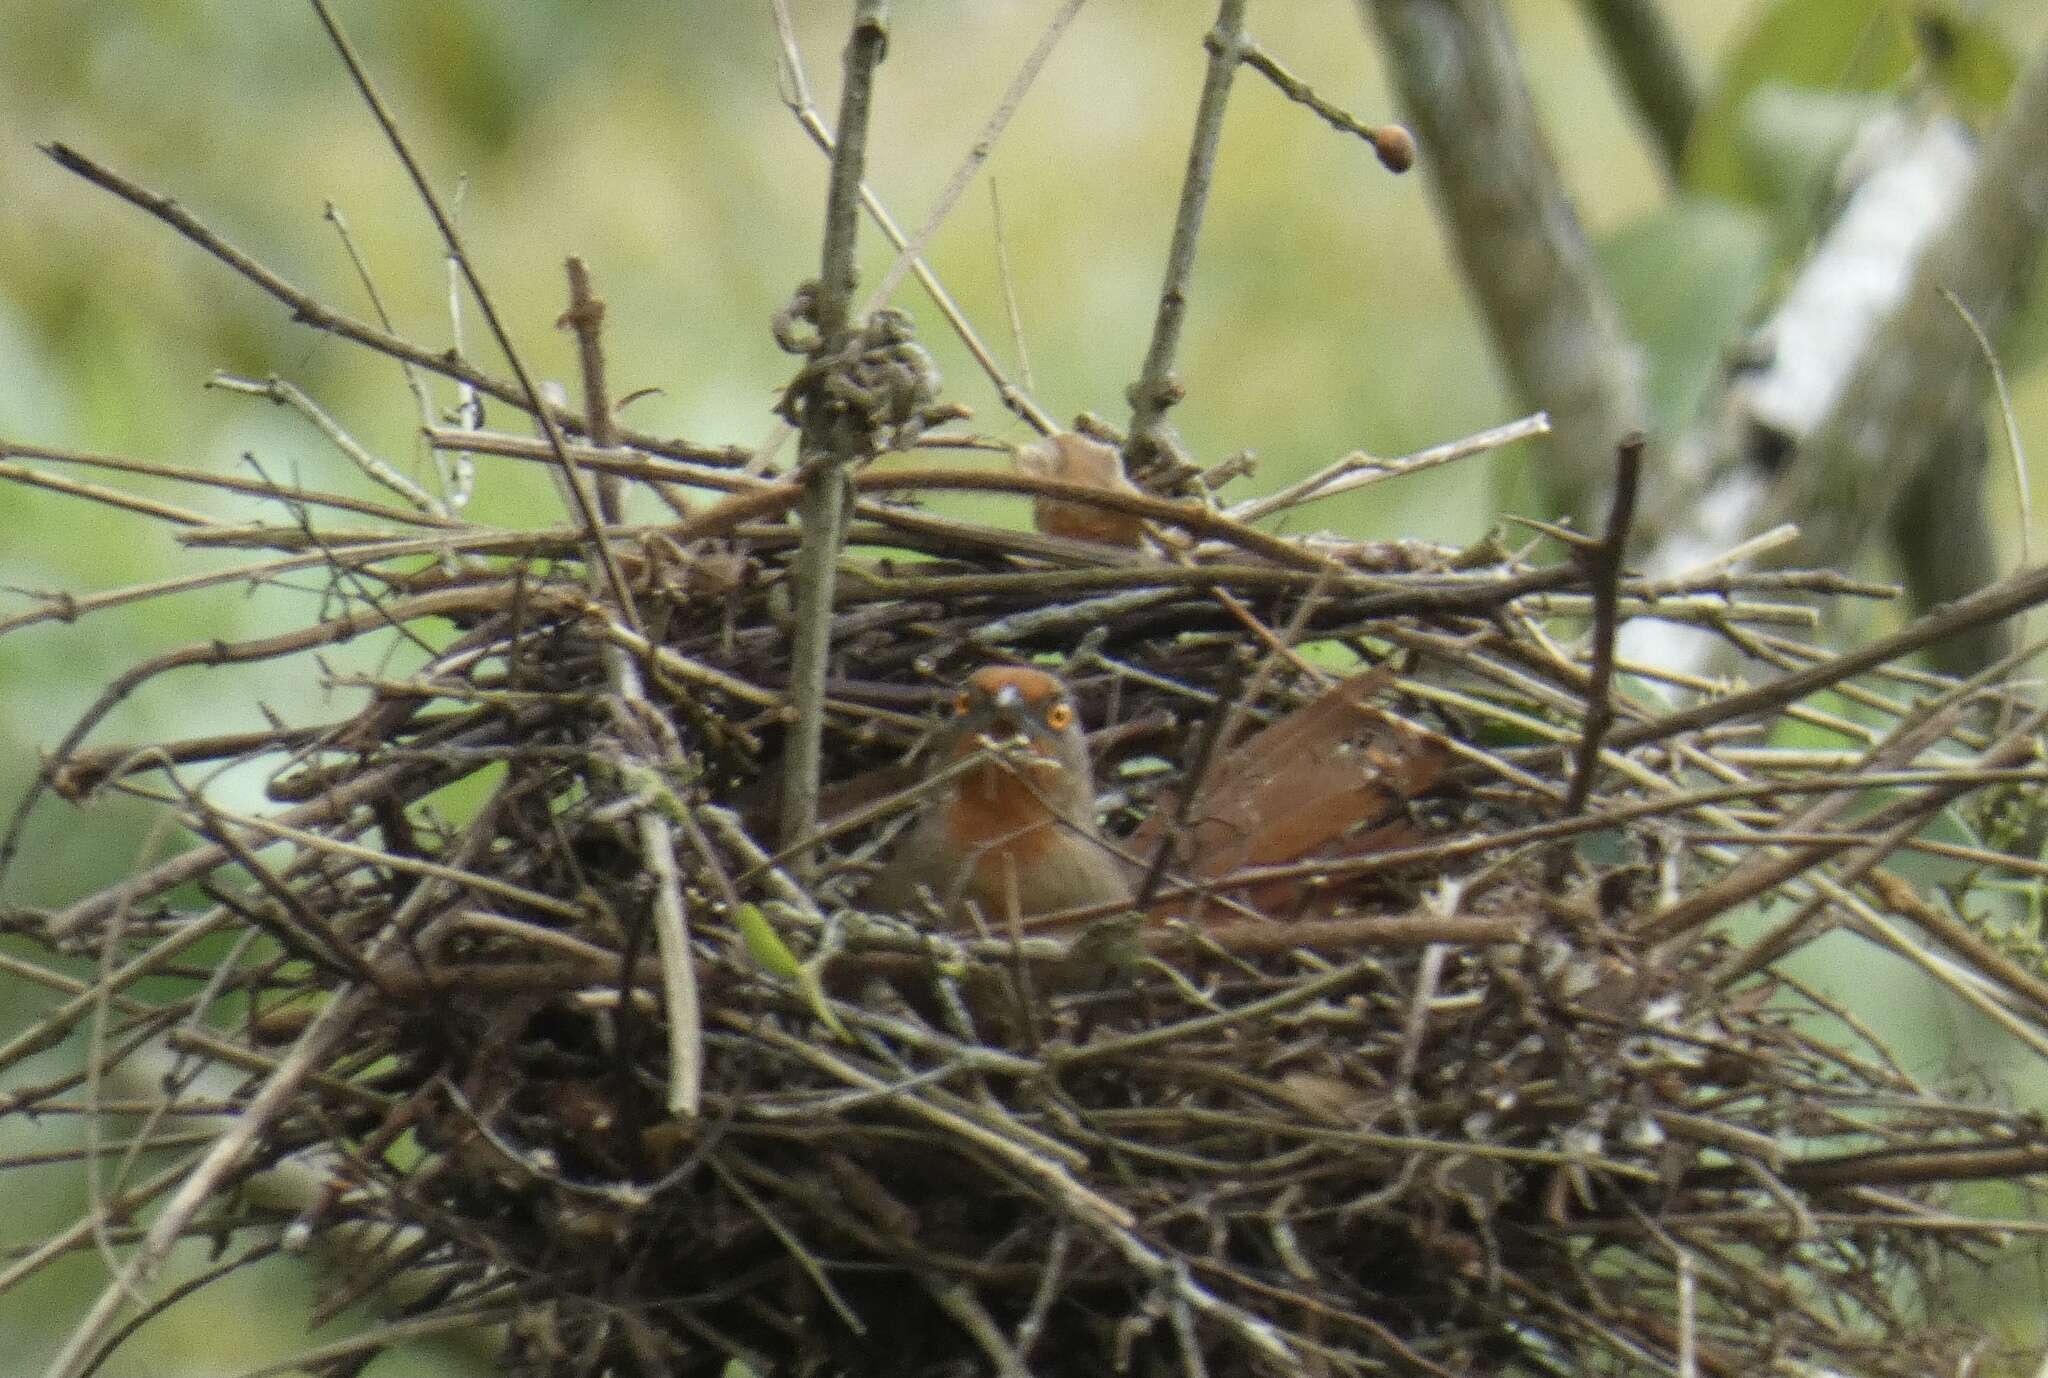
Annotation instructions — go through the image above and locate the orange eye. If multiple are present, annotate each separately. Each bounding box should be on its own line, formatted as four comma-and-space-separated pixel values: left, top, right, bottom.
952, 693, 972, 716
1043, 701, 1075, 731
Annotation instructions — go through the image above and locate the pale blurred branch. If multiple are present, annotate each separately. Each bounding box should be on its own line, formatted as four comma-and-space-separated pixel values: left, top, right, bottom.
1573, 0, 1699, 179
1765, 40, 2048, 645
1360, 0, 1646, 526
1628, 107, 1984, 676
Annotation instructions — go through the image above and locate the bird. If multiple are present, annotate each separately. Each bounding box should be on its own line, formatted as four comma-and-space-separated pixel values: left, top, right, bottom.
867, 665, 1135, 927
868, 663, 1447, 933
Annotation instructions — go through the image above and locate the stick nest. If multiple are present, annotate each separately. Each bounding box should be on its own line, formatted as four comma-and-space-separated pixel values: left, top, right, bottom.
8, 16, 2048, 1366
10, 442, 2048, 1377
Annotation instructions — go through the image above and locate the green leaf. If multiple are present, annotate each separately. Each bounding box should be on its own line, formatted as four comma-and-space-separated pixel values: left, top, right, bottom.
1736, 84, 1887, 231
1597, 198, 1773, 432
734, 901, 802, 981
1683, 0, 1912, 204
733, 902, 850, 1042
1916, 8, 2020, 123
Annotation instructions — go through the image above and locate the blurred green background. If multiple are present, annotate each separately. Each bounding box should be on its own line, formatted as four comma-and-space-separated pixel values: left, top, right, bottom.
4, 1, 2047, 1371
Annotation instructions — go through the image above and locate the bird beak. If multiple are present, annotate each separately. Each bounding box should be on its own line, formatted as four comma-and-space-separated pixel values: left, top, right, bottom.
970, 686, 1064, 772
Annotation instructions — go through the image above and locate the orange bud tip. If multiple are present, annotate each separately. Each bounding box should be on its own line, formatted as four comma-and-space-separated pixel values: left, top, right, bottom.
1375, 124, 1416, 173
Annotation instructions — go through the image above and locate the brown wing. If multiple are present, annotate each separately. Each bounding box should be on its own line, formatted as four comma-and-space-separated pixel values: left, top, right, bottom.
1135, 667, 1445, 920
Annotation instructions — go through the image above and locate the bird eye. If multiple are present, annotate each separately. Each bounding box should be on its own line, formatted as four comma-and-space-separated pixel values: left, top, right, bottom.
952, 693, 972, 716
1043, 701, 1075, 731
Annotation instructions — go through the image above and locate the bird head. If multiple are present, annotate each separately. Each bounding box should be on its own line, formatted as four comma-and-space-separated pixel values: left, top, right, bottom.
940, 666, 1093, 817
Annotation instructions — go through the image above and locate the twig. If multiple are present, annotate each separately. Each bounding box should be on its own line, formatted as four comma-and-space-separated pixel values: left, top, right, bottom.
219, 1307, 525, 1378
735, 1015, 1134, 1230
4, 584, 581, 888
564, 257, 701, 1117
628, 792, 704, 1117
0, 462, 215, 528
410, 426, 1380, 572
321, 200, 440, 456
39, 719, 563, 944
712, 1157, 868, 1334
865, 0, 1088, 312
35, 144, 748, 472
42, 984, 373, 1378
679, 465, 1347, 571
434, 182, 481, 510
1643, 696, 2048, 947
989, 181, 1035, 395
1563, 432, 1643, 815
923, 1275, 1030, 1378
306, 0, 641, 626
1605, 559, 2048, 756
778, 0, 892, 868
1632, 524, 1799, 592
769, 1, 1055, 436
1942, 283, 2032, 603
1864, 867, 2048, 1021
0, 1149, 206, 1300
563, 258, 624, 526
1011, 745, 2048, 935
0, 439, 464, 531
209, 373, 447, 518
40, 721, 343, 797
1227, 411, 1548, 522
1125, 0, 1250, 479
1240, 41, 1415, 172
